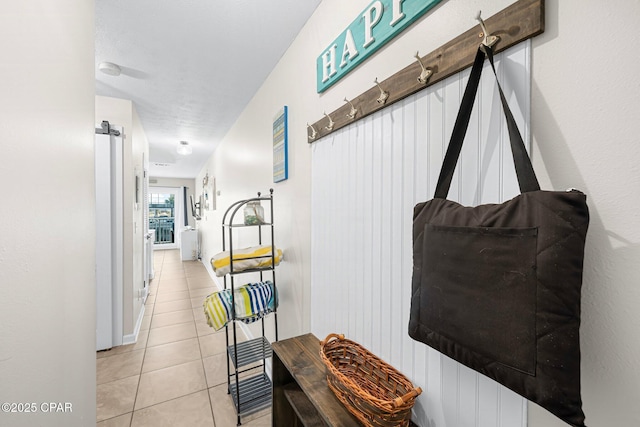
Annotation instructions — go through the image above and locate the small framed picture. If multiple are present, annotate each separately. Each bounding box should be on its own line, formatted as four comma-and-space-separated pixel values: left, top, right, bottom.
273, 106, 288, 183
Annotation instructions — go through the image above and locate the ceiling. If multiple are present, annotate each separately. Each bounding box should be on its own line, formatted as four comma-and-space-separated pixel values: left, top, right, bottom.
95, 0, 321, 179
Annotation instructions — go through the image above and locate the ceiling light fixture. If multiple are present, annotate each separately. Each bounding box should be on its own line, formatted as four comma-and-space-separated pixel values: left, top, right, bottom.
176, 140, 192, 156
98, 61, 122, 76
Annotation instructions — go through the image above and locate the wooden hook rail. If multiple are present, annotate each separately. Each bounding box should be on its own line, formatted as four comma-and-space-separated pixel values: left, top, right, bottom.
307, 0, 544, 143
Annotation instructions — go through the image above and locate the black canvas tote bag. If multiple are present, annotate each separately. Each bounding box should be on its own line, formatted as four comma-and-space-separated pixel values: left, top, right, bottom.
408, 46, 589, 427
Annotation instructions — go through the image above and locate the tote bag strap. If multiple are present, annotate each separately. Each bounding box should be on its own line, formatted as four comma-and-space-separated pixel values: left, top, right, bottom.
433, 46, 540, 199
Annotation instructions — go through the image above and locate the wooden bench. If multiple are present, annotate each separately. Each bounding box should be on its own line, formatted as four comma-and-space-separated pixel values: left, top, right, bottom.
272, 333, 418, 426
272, 333, 360, 426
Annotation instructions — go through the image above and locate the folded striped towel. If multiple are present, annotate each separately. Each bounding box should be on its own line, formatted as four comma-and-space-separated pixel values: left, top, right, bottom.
203, 288, 233, 331
203, 281, 277, 331
235, 281, 275, 320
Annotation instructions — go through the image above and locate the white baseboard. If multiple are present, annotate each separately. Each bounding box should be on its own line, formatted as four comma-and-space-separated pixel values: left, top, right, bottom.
122, 304, 146, 345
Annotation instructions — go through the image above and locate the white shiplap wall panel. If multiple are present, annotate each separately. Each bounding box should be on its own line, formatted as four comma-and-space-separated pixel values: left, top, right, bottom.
311, 42, 531, 427
400, 96, 416, 381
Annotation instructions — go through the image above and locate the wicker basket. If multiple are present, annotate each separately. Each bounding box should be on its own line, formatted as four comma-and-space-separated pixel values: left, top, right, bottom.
320, 334, 422, 427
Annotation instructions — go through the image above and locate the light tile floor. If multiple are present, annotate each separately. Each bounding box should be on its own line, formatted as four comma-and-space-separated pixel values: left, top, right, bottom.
96, 249, 270, 427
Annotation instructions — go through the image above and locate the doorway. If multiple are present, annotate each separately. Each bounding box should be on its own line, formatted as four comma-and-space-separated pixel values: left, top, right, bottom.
148, 187, 184, 250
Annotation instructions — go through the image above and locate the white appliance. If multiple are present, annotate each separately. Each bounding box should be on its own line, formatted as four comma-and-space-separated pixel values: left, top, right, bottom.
95, 123, 124, 351
180, 228, 198, 261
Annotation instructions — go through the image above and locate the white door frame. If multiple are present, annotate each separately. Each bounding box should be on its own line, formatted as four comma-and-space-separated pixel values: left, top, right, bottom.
149, 186, 184, 250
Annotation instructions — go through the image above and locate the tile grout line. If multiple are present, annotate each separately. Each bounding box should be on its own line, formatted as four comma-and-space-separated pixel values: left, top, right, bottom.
127, 258, 161, 427
187, 257, 221, 426
132, 254, 169, 423
140, 254, 217, 425
98, 250, 225, 426
192, 277, 219, 427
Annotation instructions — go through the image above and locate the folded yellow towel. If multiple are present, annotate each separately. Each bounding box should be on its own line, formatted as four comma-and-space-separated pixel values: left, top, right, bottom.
210, 245, 283, 277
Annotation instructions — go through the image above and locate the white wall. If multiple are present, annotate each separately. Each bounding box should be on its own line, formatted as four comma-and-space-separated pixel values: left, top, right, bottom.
96, 95, 150, 339
0, 2, 96, 426
198, 0, 640, 425
529, 3, 640, 426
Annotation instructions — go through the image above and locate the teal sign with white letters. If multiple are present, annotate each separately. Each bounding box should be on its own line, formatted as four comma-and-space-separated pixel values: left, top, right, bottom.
316, 0, 444, 93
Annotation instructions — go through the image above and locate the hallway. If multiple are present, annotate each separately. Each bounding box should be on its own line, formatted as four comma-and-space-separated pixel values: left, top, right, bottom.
96, 250, 270, 426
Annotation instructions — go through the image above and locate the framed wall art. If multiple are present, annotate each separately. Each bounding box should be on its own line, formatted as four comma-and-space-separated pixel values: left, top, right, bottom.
273, 106, 288, 183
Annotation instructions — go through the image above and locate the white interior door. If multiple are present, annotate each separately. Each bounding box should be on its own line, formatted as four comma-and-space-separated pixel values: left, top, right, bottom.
142, 154, 153, 297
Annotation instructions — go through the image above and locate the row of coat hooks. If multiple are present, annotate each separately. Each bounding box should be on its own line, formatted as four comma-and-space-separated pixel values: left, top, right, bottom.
308, 11, 497, 141
307, 0, 545, 143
